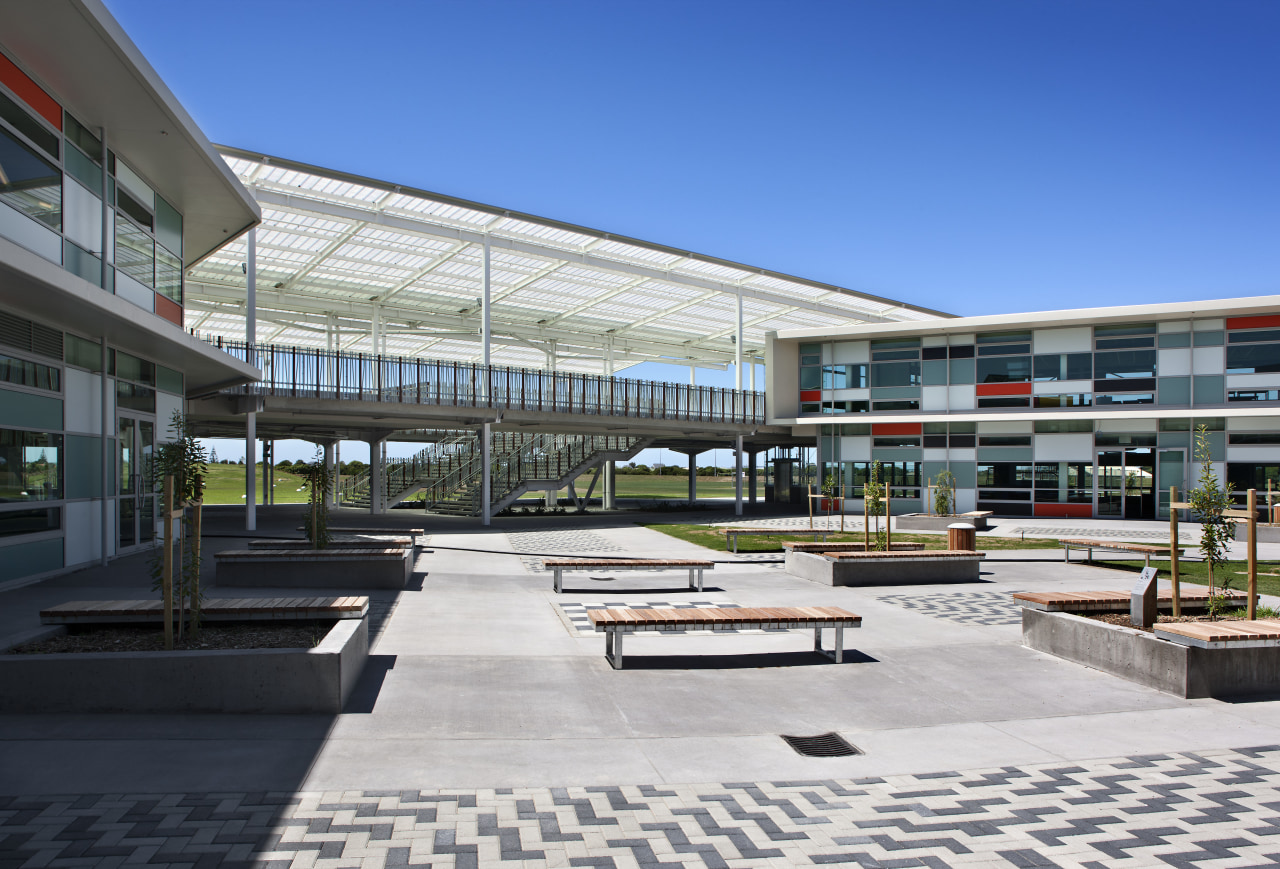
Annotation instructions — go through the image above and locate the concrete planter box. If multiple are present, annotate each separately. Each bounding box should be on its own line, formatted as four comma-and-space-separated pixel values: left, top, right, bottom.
216, 548, 411, 589
1236, 523, 1280, 544
0, 618, 368, 713
787, 550, 984, 586
1022, 608, 1280, 698
896, 514, 989, 532
250, 535, 417, 559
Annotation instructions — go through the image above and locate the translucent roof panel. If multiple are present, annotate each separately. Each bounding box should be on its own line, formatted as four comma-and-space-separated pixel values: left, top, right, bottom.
185, 148, 951, 374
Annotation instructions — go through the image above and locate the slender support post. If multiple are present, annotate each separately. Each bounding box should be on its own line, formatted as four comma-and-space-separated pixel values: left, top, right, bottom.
482, 236, 491, 367
689, 365, 695, 386
1170, 486, 1180, 617
688, 452, 697, 505
99, 335, 109, 565
245, 413, 256, 531
885, 483, 892, 549
262, 440, 270, 508
1248, 488, 1258, 620
481, 421, 492, 526
603, 461, 615, 510
368, 437, 382, 515
98, 126, 110, 567
162, 475, 174, 651
333, 442, 341, 506
245, 228, 257, 532
734, 287, 743, 391
734, 435, 744, 517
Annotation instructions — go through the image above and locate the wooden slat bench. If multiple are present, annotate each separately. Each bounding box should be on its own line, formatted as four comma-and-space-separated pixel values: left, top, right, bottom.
543, 559, 714, 593
718, 527, 832, 554
251, 535, 414, 552
1013, 588, 1249, 613
40, 595, 369, 625
788, 549, 984, 586
1155, 619, 1280, 649
587, 605, 862, 668
783, 541, 926, 554
1060, 538, 1186, 567
299, 525, 424, 537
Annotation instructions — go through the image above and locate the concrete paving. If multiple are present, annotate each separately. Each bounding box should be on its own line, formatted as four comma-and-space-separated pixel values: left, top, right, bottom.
3, 503, 1280, 866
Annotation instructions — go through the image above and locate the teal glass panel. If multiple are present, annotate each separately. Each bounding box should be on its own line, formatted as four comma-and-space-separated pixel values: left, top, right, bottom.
155, 195, 182, 257
64, 433, 103, 498
1193, 375, 1224, 405
1158, 376, 1190, 406
156, 365, 183, 395
0, 388, 61, 430
0, 537, 63, 582
1158, 332, 1191, 348
65, 145, 103, 192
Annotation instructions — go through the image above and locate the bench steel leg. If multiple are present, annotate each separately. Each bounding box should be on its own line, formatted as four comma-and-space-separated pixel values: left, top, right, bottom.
605, 629, 623, 669
814, 626, 846, 663
731, 533, 738, 555
689, 568, 703, 592
553, 568, 563, 593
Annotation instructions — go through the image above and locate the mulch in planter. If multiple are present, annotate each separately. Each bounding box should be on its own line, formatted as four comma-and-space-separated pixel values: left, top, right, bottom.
8, 621, 334, 654
1086, 612, 1250, 635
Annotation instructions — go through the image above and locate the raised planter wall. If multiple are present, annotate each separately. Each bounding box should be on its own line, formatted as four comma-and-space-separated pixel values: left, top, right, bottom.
896, 514, 990, 532
1022, 608, 1280, 699
786, 551, 983, 586
0, 618, 368, 713
216, 548, 411, 589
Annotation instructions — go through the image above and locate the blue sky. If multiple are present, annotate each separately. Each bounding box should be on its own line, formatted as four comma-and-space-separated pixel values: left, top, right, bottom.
105, 0, 1279, 464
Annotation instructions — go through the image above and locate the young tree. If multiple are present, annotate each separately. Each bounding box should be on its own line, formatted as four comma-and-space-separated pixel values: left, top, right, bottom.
150, 411, 208, 643
300, 447, 333, 549
933, 470, 957, 517
867, 461, 887, 551
1188, 425, 1234, 599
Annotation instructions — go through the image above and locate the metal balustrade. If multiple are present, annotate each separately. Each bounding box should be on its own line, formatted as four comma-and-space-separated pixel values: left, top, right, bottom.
201, 336, 765, 424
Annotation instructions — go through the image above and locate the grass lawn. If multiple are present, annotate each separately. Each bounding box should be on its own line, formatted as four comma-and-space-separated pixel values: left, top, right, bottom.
201, 463, 311, 505
1097, 559, 1280, 599
643, 523, 1062, 554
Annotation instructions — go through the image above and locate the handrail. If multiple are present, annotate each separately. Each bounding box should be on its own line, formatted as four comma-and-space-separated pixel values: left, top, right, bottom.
199, 335, 765, 425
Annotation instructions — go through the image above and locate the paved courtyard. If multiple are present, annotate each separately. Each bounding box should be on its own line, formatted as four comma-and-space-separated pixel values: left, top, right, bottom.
3, 506, 1280, 868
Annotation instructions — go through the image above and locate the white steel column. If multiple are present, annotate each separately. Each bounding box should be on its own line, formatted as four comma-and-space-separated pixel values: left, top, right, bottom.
245, 228, 257, 532
735, 288, 744, 391
370, 306, 381, 354
604, 343, 615, 510
734, 435, 744, 516
333, 442, 341, 506
481, 422, 492, 526
369, 437, 383, 515
99, 336, 109, 565
482, 235, 491, 368
689, 365, 695, 386
323, 442, 334, 497
750, 358, 756, 391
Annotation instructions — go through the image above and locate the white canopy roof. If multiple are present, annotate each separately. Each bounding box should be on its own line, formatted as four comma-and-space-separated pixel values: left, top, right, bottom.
185, 148, 949, 374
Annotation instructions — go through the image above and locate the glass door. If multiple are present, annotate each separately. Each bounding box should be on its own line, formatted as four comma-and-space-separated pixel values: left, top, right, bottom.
1157, 449, 1186, 519
117, 413, 155, 551
1096, 451, 1124, 517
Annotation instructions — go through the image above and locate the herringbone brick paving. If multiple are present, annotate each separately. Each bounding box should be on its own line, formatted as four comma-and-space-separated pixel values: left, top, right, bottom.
4, 747, 1280, 867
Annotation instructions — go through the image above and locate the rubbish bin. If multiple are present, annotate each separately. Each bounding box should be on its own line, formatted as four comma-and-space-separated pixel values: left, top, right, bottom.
948, 523, 976, 551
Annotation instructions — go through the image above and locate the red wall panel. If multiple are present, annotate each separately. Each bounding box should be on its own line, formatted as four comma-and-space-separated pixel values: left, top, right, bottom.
1226, 315, 1280, 331
871, 422, 922, 435
0, 54, 61, 130
975, 382, 1033, 396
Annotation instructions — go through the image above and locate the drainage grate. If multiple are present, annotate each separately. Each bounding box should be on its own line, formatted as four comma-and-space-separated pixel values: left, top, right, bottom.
781, 732, 862, 757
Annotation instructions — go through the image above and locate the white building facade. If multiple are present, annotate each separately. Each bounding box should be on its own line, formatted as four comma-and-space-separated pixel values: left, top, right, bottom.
0, 0, 259, 586
766, 297, 1280, 519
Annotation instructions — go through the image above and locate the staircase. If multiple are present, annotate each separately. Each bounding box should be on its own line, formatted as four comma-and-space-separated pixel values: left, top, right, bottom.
339, 430, 650, 516
338, 431, 474, 509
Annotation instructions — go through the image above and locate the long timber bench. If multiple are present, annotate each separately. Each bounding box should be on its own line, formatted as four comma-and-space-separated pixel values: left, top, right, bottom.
543, 559, 714, 593
587, 605, 862, 668
783, 541, 926, 553
718, 528, 832, 554
296, 527, 425, 555
1013, 588, 1249, 613
40, 596, 369, 625
251, 535, 415, 557
1060, 538, 1186, 567
216, 547, 411, 589
788, 549, 985, 586
1155, 619, 1280, 649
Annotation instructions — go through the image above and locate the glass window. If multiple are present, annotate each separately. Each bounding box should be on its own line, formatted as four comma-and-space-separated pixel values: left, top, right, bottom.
115, 381, 155, 413
1095, 392, 1154, 405
1229, 389, 1280, 402
977, 331, 1032, 345
1229, 433, 1280, 445
1095, 432, 1157, 447
977, 395, 1031, 408
1226, 344, 1280, 375
975, 356, 1031, 383
64, 113, 102, 162
1095, 323, 1156, 338
800, 366, 820, 390
821, 401, 869, 414
871, 361, 921, 388
0, 506, 59, 537
948, 434, 976, 447
872, 399, 919, 411
0, 125, 61, 230
1034, 394, 1092, 408
874, 436, 920, 447
64, 145, 102, 192
65, 334, 102, 371
0, 429, 62, 501
117, 188, 153, 232
112, 350, 154, 384
1193, 330, 1224, 347
1228, 329, 1280, 344
1096, 336, 1155, 349
977, 463, 1034, 488
0, 89, 58, 159
1159, 418, 1191, 431
1094, 349, 1156, 379
948, 345, 974, 359
1035, 419, 1093, 433
923, 434, 947, 448
156, 364, 183, 395
1066, 353, 1092, 379
114, 216, 154, 288
823, 364, 867, 389
979, 435, 1031, 447
1033, 355, 1061, 381
871, 349, 919, 362
155, 195, 182, 258
921, 346, 947, 360
156, 245, 181, 304
0, 352, 59, 391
